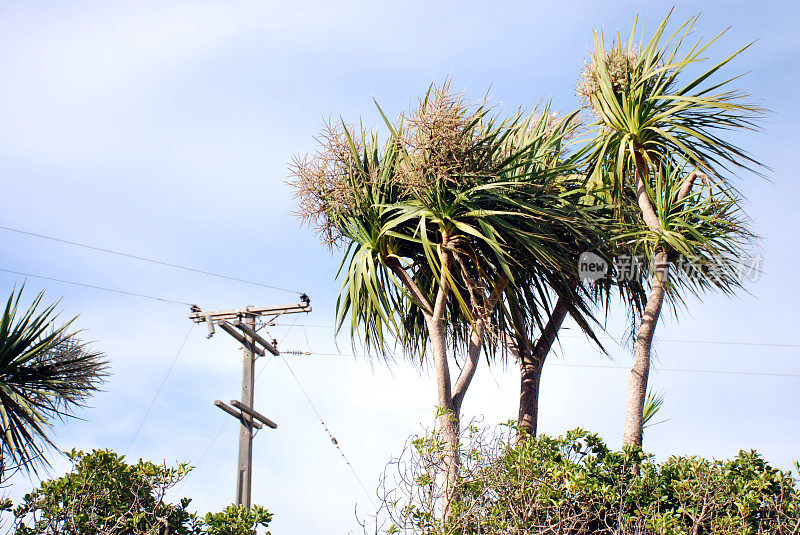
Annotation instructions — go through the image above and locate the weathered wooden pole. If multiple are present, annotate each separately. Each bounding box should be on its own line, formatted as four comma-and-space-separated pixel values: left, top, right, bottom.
236, 313, 256, 507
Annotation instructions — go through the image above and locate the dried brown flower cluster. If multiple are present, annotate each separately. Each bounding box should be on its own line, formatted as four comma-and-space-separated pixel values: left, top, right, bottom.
289, 119, 362, 247
291, 83, 506, 246
576, 46, 642, 110
398, 83, 499, 194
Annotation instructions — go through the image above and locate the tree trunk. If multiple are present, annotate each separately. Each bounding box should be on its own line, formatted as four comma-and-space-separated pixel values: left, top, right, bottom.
622, 248, 669, 447
621, 166, 700, 448
391, 243, 510, 515
426, 245, 462, 516
518, 297, 570, 438
621, 156, 670, 448
427, 313, 459, 479
386, 252, 459, 472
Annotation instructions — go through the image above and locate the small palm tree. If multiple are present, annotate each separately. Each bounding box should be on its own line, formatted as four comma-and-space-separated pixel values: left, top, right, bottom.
579, 12, 764, 447
642, 389, 668, 430
0, 287, 107, 479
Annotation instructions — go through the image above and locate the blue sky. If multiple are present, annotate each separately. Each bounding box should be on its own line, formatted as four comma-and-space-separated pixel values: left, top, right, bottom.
1, 1, 798, 533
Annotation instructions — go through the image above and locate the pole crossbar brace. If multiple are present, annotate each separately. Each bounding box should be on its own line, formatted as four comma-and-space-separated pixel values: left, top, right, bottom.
233, 320, 279, 356
230, 399, 278, 429
189, 303, 311, 324
214, 400, 264, 430
217, 321, 266, 356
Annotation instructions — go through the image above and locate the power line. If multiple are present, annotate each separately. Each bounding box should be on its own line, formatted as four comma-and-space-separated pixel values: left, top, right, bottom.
298, 351, 800, 379
126, 324, 195, 452
272, 323, 800, 350
258, 319, 375, 505
175, 419, 229, 496
0, 224, 303, 295
192, 420, 228, 470
544, 362, 800, 378
255, 316, 301, 382
0, 267, 194, 306
277, 353, 376, 507
561, 333, 800, 350
258, 319, 374, 503
647, 338, 800, 349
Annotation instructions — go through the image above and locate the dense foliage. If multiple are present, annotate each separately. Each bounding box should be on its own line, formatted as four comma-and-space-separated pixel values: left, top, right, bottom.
3, 449, 272, 535
203, 505, 272, 535
375, 427, 799, 534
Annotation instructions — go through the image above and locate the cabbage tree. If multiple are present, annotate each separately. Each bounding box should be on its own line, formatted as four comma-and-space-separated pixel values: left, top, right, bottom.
579, 12, 764, 447
0, 288, 107, 479
292, 85, 600, 505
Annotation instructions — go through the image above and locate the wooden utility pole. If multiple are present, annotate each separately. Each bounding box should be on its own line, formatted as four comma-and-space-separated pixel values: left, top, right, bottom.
189, 297, 311, 507
238, 313, 255, 506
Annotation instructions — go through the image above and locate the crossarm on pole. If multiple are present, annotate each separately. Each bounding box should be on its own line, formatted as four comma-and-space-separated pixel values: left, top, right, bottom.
214, 400, 264, 429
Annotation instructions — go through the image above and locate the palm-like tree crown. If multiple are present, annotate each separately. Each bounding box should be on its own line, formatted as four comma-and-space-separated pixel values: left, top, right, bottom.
292, 84, 603, 362
580, 12, 764, 304
0, 288, 107, 477
581, 12, 764, 194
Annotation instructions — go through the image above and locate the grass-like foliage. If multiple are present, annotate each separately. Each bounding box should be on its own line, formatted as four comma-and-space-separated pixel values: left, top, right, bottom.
0, 288, 108, 478
371, 425, 799, 534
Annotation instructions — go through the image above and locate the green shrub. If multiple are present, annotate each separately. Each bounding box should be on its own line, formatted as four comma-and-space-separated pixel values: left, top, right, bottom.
3, 449, 272, 535
204, 505, 272, 535
375, 426, 799, 534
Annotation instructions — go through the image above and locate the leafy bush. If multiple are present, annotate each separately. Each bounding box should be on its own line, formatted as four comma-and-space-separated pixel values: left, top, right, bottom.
3, 449, 272, 535
204, 505, 272, 535
373, 426, 799, 534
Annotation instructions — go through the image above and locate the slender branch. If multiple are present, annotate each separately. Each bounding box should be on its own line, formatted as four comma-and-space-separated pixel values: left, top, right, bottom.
530, 295, 570, 366
484, 275, 509, 325
433, 244, 453, 321
634, 158, 661, 233
504, 299, 531, 360
384, 255, 434, 318
426, 242, 455, 412
678, 170, 708, 201
452, 274, 510, 412
453, 250, 479, 319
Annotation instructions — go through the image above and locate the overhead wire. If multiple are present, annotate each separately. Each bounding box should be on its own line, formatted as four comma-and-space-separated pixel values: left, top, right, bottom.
260, 318, 375, 504
126, 323, 195, 453
277, 346, 377, 507
545, 362, 800, 378
0, 267, 194, 307
288, 351, 800, 379
0, 224, 303, 295
272, 323, 800, 350
175, 420, 228, 496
